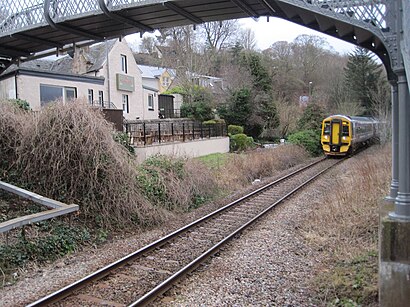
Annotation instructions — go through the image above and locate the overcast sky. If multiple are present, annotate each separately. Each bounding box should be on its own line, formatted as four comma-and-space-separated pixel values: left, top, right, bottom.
238, 17, 356, 54
126, 16, 357, 55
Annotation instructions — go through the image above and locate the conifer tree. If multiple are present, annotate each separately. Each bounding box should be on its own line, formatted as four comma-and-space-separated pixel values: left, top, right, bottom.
344, 47, 382, 115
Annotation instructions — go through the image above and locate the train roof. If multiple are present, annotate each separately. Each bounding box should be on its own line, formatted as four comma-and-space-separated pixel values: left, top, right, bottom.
323, 115, 377, 124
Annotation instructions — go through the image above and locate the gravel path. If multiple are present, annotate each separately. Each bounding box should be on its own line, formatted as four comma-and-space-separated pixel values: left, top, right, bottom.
1, 157, 345, 307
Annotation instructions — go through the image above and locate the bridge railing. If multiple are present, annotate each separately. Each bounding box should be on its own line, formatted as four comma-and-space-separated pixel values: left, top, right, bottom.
0, 0, 389, 38
285, 0, 387, 30
0, 2, 45, 34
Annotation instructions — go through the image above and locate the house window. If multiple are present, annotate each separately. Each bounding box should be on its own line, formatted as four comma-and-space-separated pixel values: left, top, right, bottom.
65, 87, 77, 101
40, 85, 62, 106
122, 94, 129, 113
88, 89, 94, 104
148, 94, 154, 110
98, 90, 104, 106
121, 54, 128, 73
162, 77, 170, 87
40, 84, 77, 106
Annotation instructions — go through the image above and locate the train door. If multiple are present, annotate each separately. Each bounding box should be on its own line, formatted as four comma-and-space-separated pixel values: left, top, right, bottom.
331, 119, 341, 145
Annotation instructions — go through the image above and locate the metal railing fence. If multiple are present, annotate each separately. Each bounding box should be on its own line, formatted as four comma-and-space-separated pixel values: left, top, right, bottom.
125, 121, 226, 146
89, 100, 117, 109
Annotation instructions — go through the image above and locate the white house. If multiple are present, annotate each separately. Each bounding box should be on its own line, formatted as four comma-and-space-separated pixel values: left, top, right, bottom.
0, 38, 159, 121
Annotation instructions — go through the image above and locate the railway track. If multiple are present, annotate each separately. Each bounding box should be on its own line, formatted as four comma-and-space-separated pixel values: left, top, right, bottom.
28, 157, 344, 307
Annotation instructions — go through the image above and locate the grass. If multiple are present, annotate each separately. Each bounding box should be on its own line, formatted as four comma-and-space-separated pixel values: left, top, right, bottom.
322, 250, 378, 306
196, 153, 231, 170
301, 145, 390, 305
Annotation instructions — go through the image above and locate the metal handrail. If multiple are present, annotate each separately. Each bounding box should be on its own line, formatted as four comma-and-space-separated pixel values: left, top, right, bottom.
0, 181, 78, 233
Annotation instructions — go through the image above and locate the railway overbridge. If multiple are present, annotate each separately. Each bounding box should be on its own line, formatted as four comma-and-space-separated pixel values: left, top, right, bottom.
0, 0, 409, 303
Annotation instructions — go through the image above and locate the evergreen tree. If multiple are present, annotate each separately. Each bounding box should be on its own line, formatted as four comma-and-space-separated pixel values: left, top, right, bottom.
344, 47, 382, 115
240, 51, 279, 137
240, 51, 272, 93
217, 88, 251, 128
297, 103, 325, 131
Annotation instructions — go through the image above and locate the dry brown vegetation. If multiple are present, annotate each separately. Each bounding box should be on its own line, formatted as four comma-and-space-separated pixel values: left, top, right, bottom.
214, 145, 310, 191
302, 145, 391, 305
0, 100, 167, 228
0, 103, 25, 176
0, 100, 311, 230
136, 155, 218, 212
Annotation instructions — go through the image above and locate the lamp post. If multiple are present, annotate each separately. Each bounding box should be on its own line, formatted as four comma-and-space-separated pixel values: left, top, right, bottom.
308, 81, 313, 97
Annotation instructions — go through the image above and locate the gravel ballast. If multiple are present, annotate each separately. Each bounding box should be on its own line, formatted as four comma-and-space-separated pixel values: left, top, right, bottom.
1, 157, 355, 306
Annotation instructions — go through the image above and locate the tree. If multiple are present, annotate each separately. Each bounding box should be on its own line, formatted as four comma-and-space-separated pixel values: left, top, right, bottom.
236, 28, 257, 51
297, 103, 326, 131
254, 92, 279, 131
344, 47, 383, 115
139, 36, 157, 54
274, 98, 301, 138
201, 20, 239, 52
218, 50, 280, 138
263, 41, 299, 100
240, 51, 272, 93
169, 85, 214, 121
217, 88, 252, 128
292, 35, 328, 87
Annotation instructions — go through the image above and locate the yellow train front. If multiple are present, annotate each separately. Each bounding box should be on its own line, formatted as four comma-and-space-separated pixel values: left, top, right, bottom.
321, 115, 377, 156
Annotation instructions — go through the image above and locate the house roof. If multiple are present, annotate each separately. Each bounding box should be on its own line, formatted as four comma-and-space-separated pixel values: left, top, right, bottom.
1, 39, 118, 78
2, 59, 54, 75
143, 85, 159, 92
138, 64, 176, 80
50, 56, 74, 74
86, 39, 117, 72
138, 64, 164, 79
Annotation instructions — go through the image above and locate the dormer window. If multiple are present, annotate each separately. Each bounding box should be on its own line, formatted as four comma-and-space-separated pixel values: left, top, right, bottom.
121, 54, 128, 73
162, 77, 170, 87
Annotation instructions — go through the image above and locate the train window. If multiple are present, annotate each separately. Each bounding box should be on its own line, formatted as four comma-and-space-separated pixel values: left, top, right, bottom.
323, 122, 330, 135
342, 125, 349, 136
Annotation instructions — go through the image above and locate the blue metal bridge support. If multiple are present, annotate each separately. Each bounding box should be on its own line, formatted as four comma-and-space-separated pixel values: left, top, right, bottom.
380, 2, 410, 304
386, 80, 399, 201
391, 69, 410, 220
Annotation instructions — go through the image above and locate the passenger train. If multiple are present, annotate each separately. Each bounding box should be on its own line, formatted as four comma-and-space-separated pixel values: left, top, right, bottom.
321, 115, 379, 156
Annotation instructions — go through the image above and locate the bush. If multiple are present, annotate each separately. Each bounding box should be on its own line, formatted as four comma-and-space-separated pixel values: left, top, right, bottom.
0, 225, 90, 271
8, 99, 30, 111
203, 120, 216, 125
113, 132, 134, 154
287, 129, 322, 156
214, 118, 226, 125
0, 102, 26, 181
180, 100, 214, 122
230, 133, 254, 152
136, 155, 217, 211
0, 100, 165, 229
228, 125, 244, 135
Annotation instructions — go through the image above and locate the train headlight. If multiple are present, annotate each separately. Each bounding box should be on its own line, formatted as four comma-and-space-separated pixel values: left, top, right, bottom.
324, 135, 328, 140
342, 136, 347, 141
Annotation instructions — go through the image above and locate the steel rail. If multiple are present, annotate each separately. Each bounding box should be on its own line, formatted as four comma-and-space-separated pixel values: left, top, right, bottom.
130, 157, 346, 306
28, 157, 327, 306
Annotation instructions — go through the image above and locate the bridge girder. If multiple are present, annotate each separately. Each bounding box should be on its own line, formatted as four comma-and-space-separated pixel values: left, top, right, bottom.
0, 0, 402, 79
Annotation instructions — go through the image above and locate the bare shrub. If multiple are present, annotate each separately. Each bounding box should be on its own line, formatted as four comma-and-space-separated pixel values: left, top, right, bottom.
0, 102, 27, 179
3, 100, 166, 228
218, 144, 310, 190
